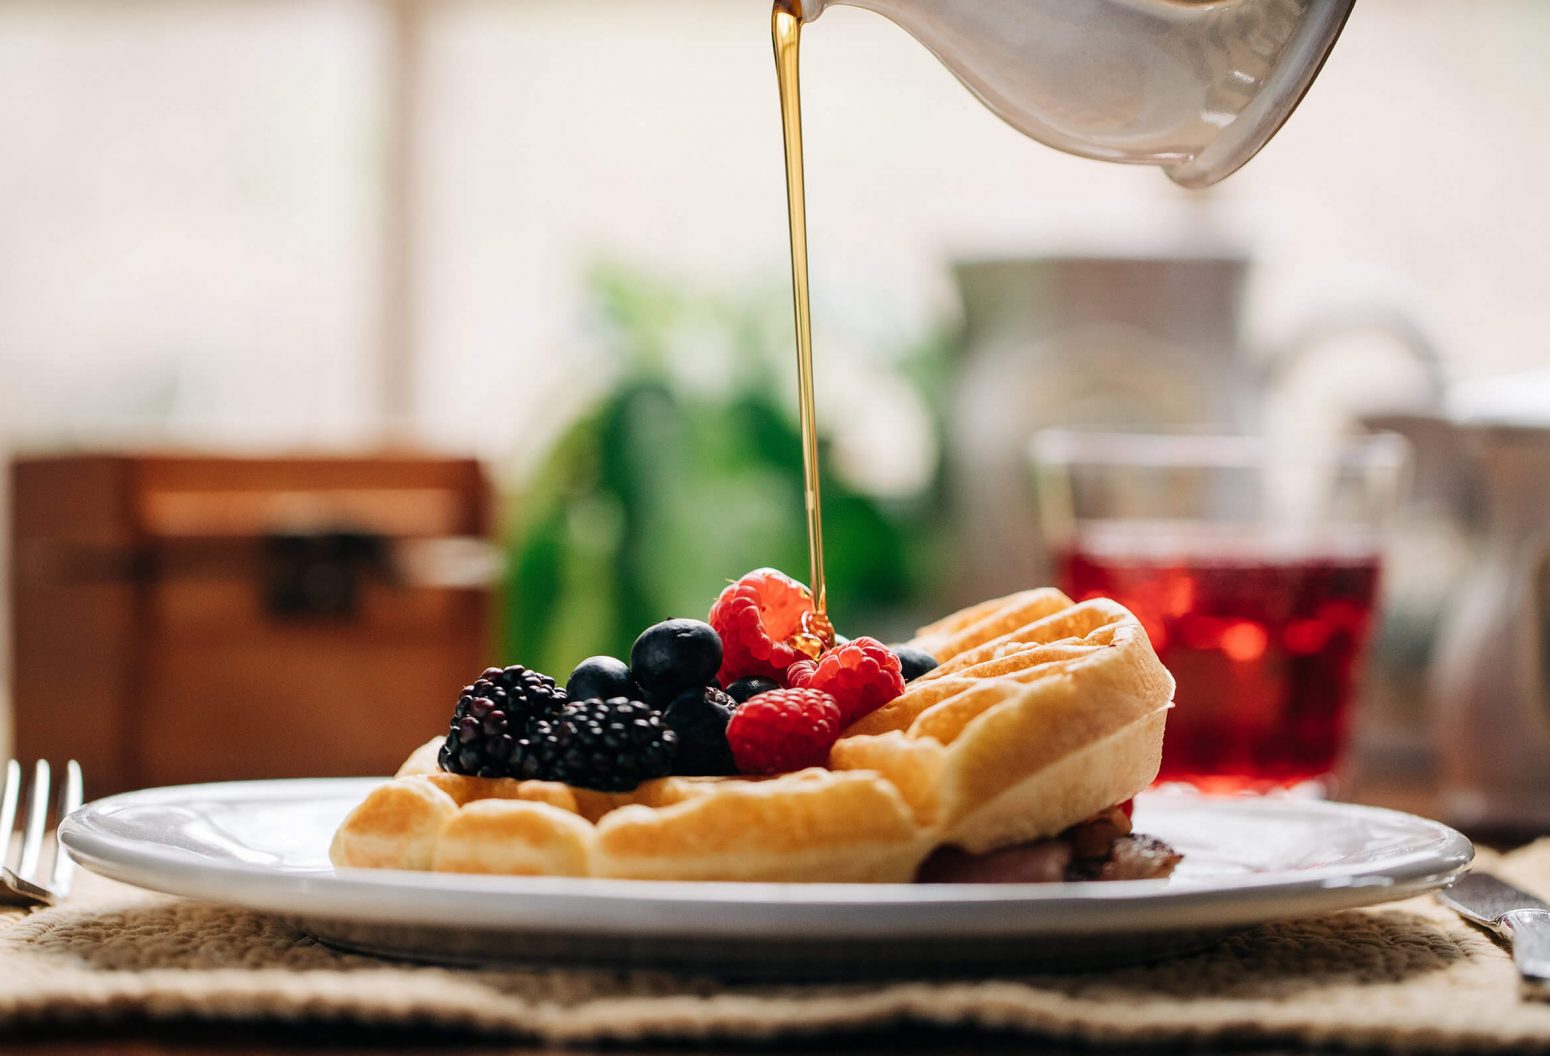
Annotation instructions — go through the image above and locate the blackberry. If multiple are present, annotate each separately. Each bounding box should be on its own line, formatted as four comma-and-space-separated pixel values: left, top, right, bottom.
662, 685, 738, 776
522, 697, 677, 792
438, 665, 567, 778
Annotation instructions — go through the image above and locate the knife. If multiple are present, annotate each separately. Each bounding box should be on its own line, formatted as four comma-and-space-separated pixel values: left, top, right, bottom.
1438, 871, 1550, 996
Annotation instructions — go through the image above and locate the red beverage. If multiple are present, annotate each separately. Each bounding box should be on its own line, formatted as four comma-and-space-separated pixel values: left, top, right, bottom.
1058, 530, 1381, 789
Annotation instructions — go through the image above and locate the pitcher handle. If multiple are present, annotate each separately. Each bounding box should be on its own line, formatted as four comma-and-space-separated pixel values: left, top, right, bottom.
1262, 286, 1448, 413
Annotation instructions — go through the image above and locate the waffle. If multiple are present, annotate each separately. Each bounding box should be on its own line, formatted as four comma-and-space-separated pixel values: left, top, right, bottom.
331, 758, 929, 882
833, 593, 1174, 853
330, 589, 1173, 881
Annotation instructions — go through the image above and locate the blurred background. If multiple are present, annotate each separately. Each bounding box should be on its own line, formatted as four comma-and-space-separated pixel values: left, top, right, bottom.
2, 1, 1548, 817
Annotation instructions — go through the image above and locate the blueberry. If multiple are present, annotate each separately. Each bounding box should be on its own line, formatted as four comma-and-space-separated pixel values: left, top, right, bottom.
630, 618, 722, 700
662, 686, 737, 776
893, 646, 939, 682
566, 655, 639, 703
725, 676, 780, 704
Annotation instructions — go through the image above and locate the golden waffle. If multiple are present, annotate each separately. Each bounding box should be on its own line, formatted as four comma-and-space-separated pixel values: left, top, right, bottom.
330, 589, 1173, 880
331, 754, 929, 882
832, 592, 1173, 853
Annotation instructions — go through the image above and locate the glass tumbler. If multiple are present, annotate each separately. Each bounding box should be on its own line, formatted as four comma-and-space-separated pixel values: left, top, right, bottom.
1033, 431, 1406, 792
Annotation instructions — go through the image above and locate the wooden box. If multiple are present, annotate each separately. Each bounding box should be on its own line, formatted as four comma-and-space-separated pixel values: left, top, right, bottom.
11, 453, 492, 796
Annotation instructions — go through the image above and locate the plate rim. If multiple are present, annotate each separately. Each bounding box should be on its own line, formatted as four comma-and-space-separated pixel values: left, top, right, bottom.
59, 777, 1475, 938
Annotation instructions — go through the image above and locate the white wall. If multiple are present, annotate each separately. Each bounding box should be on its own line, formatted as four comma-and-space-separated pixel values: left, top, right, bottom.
410, 0, 1550, 462
1, 0, 1545, 457
1, 0, 1548, 755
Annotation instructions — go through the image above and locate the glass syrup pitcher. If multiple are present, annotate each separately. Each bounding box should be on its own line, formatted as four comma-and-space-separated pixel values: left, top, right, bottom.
793, 0, 1356, 187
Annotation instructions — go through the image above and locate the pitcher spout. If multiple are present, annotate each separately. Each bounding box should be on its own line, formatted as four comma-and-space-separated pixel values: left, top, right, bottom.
803, 0, 1355, 187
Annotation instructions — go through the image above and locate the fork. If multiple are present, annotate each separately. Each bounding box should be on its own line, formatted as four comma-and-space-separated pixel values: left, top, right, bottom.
1, 760, 84, 906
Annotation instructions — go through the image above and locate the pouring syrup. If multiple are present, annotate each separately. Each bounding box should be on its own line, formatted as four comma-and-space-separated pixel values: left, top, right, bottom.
772, 1, 833, 656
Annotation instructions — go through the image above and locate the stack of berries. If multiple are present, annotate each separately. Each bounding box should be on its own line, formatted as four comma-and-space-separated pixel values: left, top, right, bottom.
439, 568, 939, 790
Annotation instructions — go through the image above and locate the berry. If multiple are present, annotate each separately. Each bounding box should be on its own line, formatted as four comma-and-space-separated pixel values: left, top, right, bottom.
708, 568, 815, 685
725, 676, 780, 703
630, 619, 723, 702
566, 655, 639, 703
726, 687, 842, 775
439, 665, 567, 778
662, 685, 738, 776
523, 697, 677, 792
893, 645, 940, 682
804, 637, 906, 725
784, 659, 817, 687
440, 694, 520, 778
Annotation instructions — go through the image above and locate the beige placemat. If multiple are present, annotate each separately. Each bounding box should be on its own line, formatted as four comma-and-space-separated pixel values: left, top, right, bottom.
4, 843, 1550, 1050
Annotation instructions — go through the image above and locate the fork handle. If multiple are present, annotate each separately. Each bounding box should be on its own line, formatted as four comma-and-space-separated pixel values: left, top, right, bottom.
0, 867, 56, 907
1502, 909, 1550, 998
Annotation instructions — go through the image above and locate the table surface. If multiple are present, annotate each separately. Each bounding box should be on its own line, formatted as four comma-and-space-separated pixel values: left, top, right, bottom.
6, 778, 1532, 1056
0, 1023, 1316, 1056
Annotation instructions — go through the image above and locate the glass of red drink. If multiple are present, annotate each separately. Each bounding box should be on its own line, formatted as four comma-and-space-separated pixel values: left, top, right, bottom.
1033, 431, 1406, 793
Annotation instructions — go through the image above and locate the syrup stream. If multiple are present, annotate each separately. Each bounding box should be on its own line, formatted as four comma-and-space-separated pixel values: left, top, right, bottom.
773, 3, 828, 621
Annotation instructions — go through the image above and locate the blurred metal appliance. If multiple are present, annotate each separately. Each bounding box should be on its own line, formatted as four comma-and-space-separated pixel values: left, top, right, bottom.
947, 251, 1440, 607
11, 454, 496, 796
1426, 377, 1550, 833
1352, 411, 1480, 788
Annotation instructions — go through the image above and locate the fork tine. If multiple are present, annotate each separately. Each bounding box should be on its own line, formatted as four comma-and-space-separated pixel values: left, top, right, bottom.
0, 760, 19, 871
16, 760, 50, 882
51, 761, 83, 892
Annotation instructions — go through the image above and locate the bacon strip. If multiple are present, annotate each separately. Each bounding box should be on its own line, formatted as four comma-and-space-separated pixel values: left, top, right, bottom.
915, 806, 1181, 884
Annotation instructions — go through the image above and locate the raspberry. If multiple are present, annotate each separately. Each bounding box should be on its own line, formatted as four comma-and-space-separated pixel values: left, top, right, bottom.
726, 687, 842, 775
707, 568, 815, 685
805, 637, 905, 725
784, 659, 817, 687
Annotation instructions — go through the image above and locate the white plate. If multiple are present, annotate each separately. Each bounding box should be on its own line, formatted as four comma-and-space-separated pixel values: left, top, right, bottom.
60, 779, 1473, 978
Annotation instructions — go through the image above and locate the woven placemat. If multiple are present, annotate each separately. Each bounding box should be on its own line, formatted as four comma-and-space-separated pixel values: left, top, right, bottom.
4, 842, 1550, 1050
